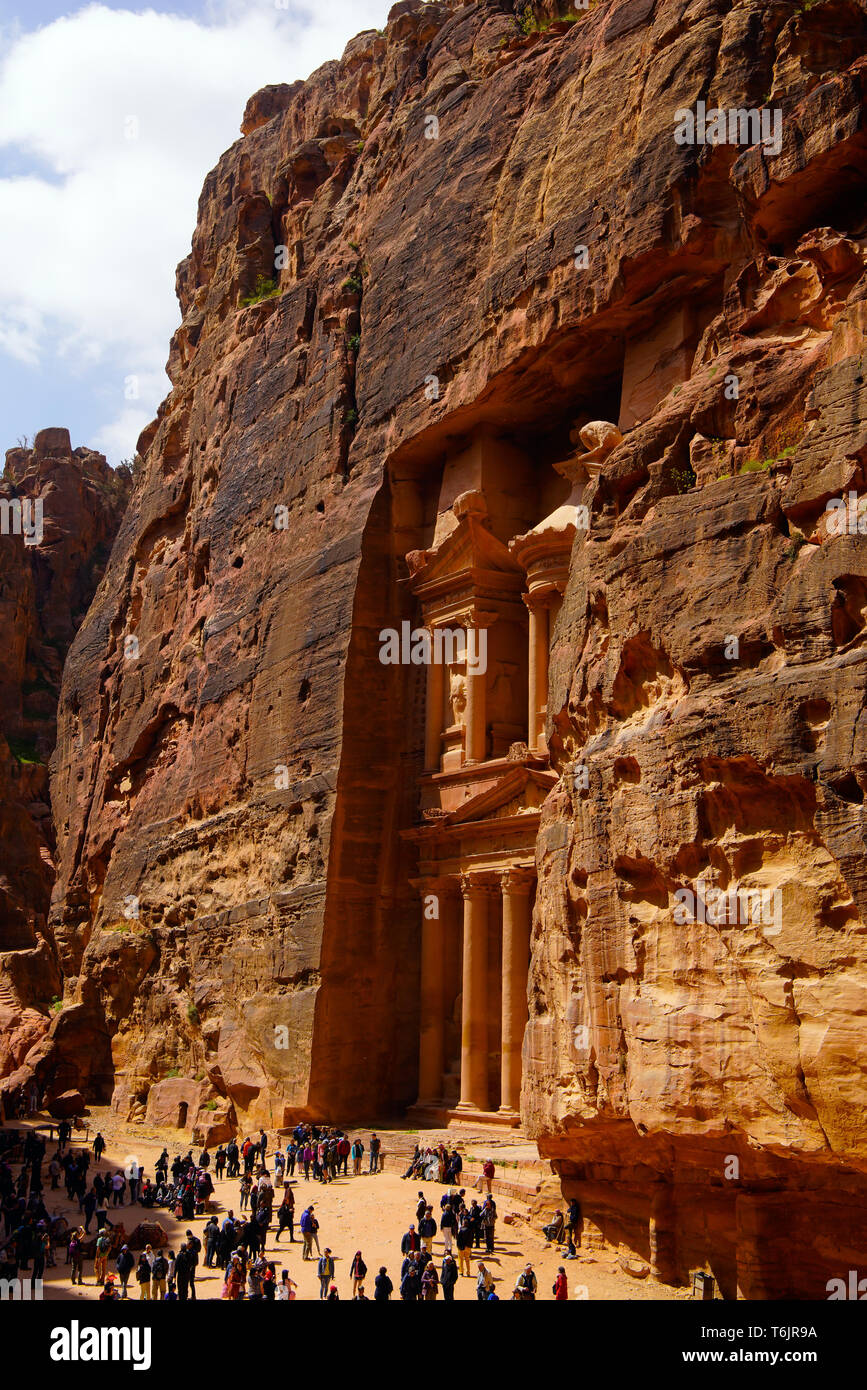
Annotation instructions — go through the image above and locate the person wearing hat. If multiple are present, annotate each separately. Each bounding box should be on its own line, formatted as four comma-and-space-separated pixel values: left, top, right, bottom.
116, 1243, 134, 1297
418, 1207, 437, 1254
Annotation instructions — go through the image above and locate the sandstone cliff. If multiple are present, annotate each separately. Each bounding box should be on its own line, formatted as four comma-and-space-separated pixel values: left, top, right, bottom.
0, 429, 130, 1082
14, 0, 867, 1295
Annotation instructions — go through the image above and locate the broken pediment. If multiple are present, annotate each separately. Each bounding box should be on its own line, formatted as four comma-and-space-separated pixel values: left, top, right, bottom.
441, 765, 557, 828
407, 493, 525, 605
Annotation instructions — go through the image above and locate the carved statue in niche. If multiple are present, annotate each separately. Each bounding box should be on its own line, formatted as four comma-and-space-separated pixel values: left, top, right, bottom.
448, 665, 467, 727
488, 660, 516, 723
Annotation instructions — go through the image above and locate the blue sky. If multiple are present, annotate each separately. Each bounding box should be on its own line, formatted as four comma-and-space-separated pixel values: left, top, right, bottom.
0, 0, 391, 464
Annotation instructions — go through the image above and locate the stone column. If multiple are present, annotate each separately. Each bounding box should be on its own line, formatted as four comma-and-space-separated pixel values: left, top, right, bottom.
463, 626, 487, 764
649, 1183, 678, 1285
417, 879, 448, 1104
457, 874, 492, 1112
424, 640, 444, 772
525, 597, 548, 752
499, 867, 534, 1116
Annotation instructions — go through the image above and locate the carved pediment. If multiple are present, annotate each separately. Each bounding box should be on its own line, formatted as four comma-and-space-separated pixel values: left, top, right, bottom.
407, 504, 524, 602
444, 766, 557, 827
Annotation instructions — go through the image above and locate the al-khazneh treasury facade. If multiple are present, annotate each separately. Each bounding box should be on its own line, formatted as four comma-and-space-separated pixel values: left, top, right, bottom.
394, 422, 619, 1126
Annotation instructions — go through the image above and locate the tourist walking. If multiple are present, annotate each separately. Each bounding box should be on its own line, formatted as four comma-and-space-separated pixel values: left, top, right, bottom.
441, 1253, 458, 1301
481, 1196, 497, 1253
204, 1216, 220, 1267
349, 1249, 367, 1296
419, 1207, 437, 1253
276, 1188, 295, 1242
317, 1248, 335, 1299
151, 1249, 168, 1300
400, 1261, 420, 1301
93, 1229, 111, 1286
116, 1244, 134, 1298
476, 1261, 493, 1300
374, 1266, 393, 1300
69, 1228, 85, 1286
456, 1214, 473, 1276
441, 1200, 456, 1254
300, 1204, 320, 1259
553, 1266, 568, 1300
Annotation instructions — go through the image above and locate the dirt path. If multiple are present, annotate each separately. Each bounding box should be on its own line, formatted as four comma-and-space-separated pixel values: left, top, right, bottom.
7, 1108, 689, 1302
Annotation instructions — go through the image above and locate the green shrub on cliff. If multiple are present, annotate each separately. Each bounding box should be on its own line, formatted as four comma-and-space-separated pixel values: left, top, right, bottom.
240, 275, 279, 307
518, 3, 596, 34
8, 736, 41, 764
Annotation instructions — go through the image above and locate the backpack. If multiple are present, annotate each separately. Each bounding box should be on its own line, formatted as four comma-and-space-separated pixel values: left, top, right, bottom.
152, 1256, 168, 1278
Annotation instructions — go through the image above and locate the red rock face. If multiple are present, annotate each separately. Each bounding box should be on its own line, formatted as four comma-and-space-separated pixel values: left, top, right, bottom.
14, 0, 867, 1293
0, 430, 130, 1082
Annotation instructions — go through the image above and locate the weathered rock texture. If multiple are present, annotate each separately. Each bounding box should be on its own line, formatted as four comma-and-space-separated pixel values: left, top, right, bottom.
0, 430, 130, 1082
15, 0, 867, 1296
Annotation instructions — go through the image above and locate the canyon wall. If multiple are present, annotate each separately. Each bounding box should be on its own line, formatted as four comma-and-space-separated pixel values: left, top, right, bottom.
8, 0, 867, 1294
0, 430, 130, 1083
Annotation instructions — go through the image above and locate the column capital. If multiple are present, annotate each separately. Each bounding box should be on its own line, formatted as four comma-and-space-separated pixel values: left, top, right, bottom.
523, 590, 555, 612
501, 865, 536, 895
455, 607, 498, 631
460, 872, 499, 900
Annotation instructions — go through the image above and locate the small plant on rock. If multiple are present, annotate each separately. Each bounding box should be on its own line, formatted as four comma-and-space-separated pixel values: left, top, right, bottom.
671, 464, 697, 494
240, 275, 279, 307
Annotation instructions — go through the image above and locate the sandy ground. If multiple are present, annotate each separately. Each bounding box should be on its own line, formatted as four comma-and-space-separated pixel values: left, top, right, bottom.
6, 1108, 689, 1302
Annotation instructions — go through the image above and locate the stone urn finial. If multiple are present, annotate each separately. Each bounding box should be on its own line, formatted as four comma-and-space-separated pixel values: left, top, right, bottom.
452, 489, 488, 520
570, 420, 622, 462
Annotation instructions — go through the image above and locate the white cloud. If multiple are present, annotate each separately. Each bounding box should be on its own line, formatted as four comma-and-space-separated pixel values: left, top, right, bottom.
0, 0, 391, 458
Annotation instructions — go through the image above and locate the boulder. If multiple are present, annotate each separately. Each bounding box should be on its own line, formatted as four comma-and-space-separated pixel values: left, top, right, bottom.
47, 1089, 84, 1119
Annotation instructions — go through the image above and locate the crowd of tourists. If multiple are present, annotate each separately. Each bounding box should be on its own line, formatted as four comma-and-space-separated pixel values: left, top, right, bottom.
0, 1119, 572, 1300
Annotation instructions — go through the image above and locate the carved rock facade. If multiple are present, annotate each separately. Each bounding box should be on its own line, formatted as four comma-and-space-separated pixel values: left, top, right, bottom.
12, 0, 867, 1296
